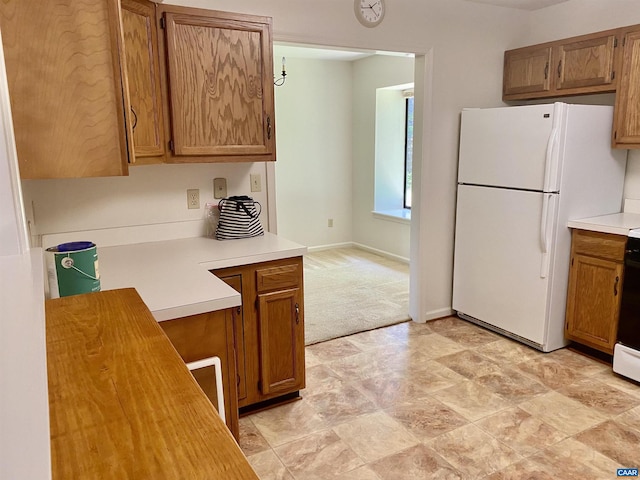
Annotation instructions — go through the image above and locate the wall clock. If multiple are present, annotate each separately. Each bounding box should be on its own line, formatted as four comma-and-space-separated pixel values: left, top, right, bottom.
354, 0, 386, 28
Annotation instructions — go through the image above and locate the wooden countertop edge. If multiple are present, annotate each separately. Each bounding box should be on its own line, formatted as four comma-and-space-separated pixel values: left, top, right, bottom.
45, 288, 258, 480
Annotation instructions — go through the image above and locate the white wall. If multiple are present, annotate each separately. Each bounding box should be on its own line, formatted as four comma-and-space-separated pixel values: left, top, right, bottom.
273, 55, 353, 248
22, 162, 270, 243
0, 27, 51, 478
353, 55, 414, 259
522, 0, 640, 205
22, 0, 528, 321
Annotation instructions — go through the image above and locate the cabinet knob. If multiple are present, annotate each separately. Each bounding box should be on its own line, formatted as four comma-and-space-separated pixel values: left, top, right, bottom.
295, 303, 300, 324
557, 60, 562, 78
614, 275, 620, 296
266, 116, 272, 140
544, 62, 549, 80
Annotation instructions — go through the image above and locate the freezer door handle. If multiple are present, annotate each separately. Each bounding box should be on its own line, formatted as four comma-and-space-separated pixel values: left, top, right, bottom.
539, 193, 553, 278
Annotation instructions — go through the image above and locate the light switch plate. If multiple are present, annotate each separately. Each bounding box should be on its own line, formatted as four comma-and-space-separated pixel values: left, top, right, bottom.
213, 178, 227, 199
250, 174, 261, 192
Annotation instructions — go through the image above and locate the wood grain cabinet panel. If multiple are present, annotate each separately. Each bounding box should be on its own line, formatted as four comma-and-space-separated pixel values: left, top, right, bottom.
212, 257, 305, 410
565, 230, 626, 354
503, 46, 552, 97
503, 28, 619, 101
556, 34, 616, 90
0, 0, 131, 178
121, 0, 165, 162
613, 28, 640, 148
160, 309, 240, 439
219, 274, 248, 402
258, 288, 305, 396
159, 6, 276, 162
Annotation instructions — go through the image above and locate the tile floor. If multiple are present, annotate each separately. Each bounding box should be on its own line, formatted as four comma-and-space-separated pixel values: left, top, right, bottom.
239, 317, 640, 479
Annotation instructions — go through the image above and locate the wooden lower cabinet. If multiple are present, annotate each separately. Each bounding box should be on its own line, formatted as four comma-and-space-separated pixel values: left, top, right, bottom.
214, 257, 306, 410
565, 229, 626, 354
159, 309, 240, 439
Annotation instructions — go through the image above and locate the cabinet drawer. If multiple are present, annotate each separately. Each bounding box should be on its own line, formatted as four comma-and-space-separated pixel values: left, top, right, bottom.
256, 263, 301, 292
572, 229, 626, 261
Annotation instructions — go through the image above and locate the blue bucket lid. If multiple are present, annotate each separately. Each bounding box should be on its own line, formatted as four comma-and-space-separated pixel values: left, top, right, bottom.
57, 241, 95, 252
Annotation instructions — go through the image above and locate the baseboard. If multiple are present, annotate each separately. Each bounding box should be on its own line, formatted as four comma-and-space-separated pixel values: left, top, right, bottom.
306, 242, 354, 252
420, 308, 454, 322
307, 242, 410, 264
351, 242, 410, 264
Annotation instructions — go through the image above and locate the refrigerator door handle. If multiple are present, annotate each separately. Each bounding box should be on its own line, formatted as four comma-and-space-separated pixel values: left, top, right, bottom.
540, 193, 554, 278
543, 126, 559, 193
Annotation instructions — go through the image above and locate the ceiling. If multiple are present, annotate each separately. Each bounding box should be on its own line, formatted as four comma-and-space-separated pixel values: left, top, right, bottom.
462, 0, 569, 10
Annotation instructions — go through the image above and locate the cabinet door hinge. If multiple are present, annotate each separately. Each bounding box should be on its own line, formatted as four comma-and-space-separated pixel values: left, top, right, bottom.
168, 139, 174, 152
571, 257, 574, 266
614, 130, 618, 140
257, 380, 262, 391
614, 37, 618, 48
612, 71, 615, 80
160, 17, 166, 29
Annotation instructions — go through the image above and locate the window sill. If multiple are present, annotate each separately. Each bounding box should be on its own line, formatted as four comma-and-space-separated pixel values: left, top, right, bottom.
372, 209, 411, 225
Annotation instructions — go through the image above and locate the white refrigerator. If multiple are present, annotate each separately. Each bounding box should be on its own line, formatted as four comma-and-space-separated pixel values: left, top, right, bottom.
452, 102, 627, 352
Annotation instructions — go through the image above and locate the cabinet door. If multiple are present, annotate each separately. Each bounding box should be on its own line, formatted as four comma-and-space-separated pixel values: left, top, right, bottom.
503, 46, 552, 98
159, 310, 239, 440
121, 0, 165, 161
613, 29, 640, 148
257, 288, 305, 396
565, 254, 623, 354
0, 0, 130, 179
219, 274, 247, 401
555, 34, 616, 90
162, 10, 275, 159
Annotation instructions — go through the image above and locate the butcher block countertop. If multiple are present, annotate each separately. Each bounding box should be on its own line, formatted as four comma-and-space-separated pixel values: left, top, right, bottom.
45, 288, 258, 480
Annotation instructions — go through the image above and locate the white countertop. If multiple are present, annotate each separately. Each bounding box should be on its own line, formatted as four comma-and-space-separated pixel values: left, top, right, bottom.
567, 212, 640, 236
97, 233, 307, 321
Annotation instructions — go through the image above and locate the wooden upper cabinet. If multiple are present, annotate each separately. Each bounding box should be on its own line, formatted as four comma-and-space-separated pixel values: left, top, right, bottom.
121, 0, 165, 162
159, 7, 276, 161
503, 29, 619, 101
613, 28, 640, 148
503, 46, 552, 98
556, 34, 616, 90
0, 0, 131, 179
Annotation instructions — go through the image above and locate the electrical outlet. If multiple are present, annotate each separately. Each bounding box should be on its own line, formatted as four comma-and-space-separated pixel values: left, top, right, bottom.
213, 178, 227, 199
250, 173, 262, 192
187, 189, 200, 209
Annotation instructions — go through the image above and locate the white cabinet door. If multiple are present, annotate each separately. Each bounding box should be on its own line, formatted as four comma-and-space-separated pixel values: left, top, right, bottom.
452, 185, 557, 345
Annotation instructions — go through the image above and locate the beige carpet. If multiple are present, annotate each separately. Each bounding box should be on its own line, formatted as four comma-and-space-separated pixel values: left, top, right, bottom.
303, 247, 410, 345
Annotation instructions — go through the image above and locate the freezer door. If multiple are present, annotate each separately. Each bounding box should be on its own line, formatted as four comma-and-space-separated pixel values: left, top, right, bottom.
458, 104, 558, 191
452, 185, 557, 345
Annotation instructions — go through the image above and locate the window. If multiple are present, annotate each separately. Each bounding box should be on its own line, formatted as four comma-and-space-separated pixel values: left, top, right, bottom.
404, 96, 414, 209
373, 83, 413, 223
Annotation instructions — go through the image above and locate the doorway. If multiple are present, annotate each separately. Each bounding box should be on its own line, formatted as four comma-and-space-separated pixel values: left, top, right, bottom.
271, 43, 416, 343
